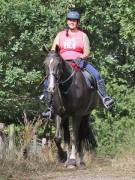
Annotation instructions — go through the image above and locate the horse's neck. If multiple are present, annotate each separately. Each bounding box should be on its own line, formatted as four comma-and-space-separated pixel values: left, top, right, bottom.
62, 61, 73, 80
59, 61, 73, 91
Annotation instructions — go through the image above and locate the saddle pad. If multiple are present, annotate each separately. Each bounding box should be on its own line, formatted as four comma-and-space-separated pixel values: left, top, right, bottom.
82, 70, 94, 88
65, 61, 94, 88
66, 62, 81, 71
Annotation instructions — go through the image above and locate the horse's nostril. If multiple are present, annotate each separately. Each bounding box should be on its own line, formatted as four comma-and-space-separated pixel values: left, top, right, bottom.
48, 86, 55, 93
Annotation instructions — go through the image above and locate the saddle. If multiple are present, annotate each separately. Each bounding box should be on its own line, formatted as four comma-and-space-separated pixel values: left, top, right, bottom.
66, 60, 96, 89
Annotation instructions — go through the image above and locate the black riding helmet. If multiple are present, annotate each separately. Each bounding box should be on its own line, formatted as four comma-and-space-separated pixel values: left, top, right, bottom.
66, 10, 80, 20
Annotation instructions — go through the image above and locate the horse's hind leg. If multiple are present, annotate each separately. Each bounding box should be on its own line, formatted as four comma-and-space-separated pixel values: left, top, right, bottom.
79, 150, 86, 168
54, 137, 67, 163
78, 115, 97, 167
62, 118, 70, 163
78, 120, 86, 168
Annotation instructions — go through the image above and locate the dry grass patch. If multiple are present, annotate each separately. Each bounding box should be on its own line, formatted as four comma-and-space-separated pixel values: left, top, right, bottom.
111, 151, 135, 173
0, 154, 57, 180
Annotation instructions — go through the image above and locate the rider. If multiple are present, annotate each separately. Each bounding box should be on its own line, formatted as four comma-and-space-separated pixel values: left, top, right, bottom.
41, 10, 114, 118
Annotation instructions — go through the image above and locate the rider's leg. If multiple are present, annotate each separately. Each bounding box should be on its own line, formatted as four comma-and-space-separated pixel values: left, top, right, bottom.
39, 79, 54, 118
83, 62, 114, 109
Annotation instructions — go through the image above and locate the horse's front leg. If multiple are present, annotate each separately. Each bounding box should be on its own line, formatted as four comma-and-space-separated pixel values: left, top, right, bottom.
67, 138, 77, 168
54, 115, 67, 163
67, 116, 81, 168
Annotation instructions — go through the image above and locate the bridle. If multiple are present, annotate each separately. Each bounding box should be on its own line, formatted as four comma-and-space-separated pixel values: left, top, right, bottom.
47, 59, 76, 85
46, 54, 77, 93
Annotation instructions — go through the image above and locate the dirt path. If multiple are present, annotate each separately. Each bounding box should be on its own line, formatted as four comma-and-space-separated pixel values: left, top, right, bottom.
3, 155, 135, 180
29, 157, 135, 180
46, 169, 135, 180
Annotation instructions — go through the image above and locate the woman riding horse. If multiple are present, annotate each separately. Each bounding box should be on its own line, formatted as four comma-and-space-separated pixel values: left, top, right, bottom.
42, 10, 114, 118
43, 50, 98, 167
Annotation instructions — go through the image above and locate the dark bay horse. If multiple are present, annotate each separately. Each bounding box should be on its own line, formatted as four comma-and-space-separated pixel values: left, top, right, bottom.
43, 50, 99, 167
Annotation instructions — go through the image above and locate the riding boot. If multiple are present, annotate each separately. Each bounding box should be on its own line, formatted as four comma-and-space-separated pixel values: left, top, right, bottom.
97, 79, 114, 109
39, 92, 54, 119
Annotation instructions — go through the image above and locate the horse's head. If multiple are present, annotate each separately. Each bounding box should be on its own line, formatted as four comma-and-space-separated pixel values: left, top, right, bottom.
43, 50, 63, 93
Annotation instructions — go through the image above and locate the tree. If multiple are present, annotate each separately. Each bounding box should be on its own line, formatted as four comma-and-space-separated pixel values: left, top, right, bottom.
0, 0, 134, 153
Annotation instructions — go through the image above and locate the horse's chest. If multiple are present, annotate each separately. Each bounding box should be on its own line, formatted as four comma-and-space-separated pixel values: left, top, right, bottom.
61, 92, 83, 112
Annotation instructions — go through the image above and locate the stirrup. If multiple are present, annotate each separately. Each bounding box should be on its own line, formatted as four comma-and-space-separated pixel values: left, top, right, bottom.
42, 107, 54, 119
42, 109, 52, 119
103, 97, 114, 109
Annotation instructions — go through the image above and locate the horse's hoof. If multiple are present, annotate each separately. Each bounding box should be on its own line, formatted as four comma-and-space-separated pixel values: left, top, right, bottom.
67, 164, 77, 169
66, 159, 77, 169
80, 162, 86, 169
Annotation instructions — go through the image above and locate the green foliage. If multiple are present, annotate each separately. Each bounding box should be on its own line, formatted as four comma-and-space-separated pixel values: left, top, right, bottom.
0, 0, 134, 154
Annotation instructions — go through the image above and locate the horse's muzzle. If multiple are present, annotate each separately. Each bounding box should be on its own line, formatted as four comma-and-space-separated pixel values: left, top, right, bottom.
48, 86, 55, 93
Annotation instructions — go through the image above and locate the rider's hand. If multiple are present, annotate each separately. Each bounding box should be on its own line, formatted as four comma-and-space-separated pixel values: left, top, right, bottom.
74, 58, 87, 69
74, 58, 83, 67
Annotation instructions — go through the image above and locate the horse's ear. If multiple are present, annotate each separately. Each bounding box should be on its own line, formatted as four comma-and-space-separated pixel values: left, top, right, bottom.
41, 45, 49, 62
55, 45, 60, 54
42, 45, 49, 53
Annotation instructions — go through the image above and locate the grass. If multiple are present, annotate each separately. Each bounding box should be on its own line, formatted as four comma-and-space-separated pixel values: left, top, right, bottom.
0, 154, 57, 180
0, 113, 135, 179
0, 113, 57, 180
0, 146, 135, 180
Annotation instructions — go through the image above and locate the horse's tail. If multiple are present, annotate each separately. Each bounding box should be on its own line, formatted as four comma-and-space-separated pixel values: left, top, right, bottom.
78, 115, 97, 152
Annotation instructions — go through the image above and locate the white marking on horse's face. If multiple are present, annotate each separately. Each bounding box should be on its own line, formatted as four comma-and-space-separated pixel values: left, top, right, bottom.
49, 58, 54, 72
48, 58, 55, 93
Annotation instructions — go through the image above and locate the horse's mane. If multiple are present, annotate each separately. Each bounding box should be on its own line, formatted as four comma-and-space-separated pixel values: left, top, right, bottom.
47, 45, 64, 61
47, 50, 60, 59
48, 50, 57, 56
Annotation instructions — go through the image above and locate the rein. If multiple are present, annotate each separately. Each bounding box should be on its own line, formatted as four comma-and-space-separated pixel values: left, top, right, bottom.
47, 68, 75, 85
59, 69, 75, 85
58, 60, 75, 85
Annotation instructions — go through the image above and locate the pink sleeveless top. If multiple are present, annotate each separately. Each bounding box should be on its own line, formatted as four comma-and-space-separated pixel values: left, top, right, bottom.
59, 30, 84, 60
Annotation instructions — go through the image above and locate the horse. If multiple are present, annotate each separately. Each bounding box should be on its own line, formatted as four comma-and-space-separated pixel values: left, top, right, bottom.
43, 50, 99, 168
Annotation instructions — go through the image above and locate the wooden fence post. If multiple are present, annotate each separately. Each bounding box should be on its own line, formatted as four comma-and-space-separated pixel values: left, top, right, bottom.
0, 123, 6, 159
8, 124, 16, 153
42, 138, 49, 159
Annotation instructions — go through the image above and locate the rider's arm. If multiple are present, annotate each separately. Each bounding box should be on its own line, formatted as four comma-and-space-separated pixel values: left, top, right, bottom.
80, 33, 91, 60
51, 33, 60, 51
